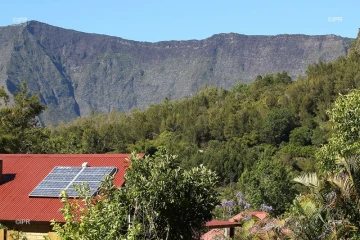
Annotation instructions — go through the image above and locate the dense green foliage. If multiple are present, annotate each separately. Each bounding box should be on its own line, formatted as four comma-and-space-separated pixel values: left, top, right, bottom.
238, 158, 296, 216
5, 45, 355, 216
285, 90, 360, 239
0, 82, 47, 153
52, 151, 219, 239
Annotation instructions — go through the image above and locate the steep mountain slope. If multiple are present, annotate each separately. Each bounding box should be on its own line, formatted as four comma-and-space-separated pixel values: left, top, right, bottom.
349, 29, 360, 55
0, 21, 353, 125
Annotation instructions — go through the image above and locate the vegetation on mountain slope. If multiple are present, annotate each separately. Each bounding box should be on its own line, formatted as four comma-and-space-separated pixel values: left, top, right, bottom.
284, 90, 360, 239
39, 42, 360, 215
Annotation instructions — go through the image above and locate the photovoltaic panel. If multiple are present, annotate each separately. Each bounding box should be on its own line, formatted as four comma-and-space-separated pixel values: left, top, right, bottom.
42, 174, 76, 181
29, 166, 117, 198
75, 174, 106, 181
30, 188, 67, 197
81, 167, 116, 175
37, 181, 69, 189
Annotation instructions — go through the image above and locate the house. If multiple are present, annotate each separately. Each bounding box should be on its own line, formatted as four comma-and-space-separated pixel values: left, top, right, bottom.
0, 154, 139, 240
202, 211, 293, 239
201, 211, 268, 240
202, 220, 242, 239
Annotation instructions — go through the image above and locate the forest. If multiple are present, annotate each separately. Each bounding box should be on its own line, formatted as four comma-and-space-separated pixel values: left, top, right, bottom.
1, 35, 360, 239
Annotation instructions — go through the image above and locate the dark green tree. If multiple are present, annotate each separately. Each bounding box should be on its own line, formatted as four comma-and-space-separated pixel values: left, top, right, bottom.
262, 107, 296, 145
289, 126, 312, 146
238, 157, 296, 216
0, 82, 48, 153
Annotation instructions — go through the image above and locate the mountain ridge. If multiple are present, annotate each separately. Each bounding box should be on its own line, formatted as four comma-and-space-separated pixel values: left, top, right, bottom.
0, 21, 354, 125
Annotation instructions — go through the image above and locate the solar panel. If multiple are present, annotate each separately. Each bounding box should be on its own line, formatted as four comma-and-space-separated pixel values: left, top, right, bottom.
29, 166, 117, 198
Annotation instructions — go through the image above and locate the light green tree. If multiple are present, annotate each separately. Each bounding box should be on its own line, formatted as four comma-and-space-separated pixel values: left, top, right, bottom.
286, 90, 360, 239
52, 150, 219, 239
318, 89, 360, 173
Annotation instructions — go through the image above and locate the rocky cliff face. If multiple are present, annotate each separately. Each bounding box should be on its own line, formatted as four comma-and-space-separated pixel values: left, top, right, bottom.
0, 21, 353, 125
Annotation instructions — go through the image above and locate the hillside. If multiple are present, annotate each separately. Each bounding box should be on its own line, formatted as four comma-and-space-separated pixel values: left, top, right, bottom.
39, 31, 360, 218
0, 21, 353, 125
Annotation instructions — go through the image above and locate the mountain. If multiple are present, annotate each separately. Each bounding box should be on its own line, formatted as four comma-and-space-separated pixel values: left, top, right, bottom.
0, 21, 353, 125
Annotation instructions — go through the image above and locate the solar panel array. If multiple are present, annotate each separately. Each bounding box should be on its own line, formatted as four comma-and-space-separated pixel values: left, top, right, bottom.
29, 166, 117, 198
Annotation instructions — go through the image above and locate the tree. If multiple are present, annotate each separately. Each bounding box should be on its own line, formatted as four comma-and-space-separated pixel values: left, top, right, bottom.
287, 171, 358, 239
0, 82, 48, 153
123, 150, 219, 239
286, 90, 360, 238
262, 107, 296, 145
318, 90, 360, 172
52, 176, 131, 240
238, 157, 296, 216
274, 71, 292, 85
289, 126, 312, 146
52, 150, 219, 239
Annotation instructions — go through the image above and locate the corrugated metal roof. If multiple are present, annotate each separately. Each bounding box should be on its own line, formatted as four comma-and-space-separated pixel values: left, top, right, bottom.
205, 219, 242, 228
0, 154, 138, 222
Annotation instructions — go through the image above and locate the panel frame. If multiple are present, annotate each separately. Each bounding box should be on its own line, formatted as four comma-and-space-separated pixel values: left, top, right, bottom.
29, 166, 117, 198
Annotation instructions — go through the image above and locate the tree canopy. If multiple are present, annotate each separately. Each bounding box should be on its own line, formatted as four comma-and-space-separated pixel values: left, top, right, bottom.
37, 48, 360, 217
286, 90, 360, 239
0, 82, 47, 153
52, 150, 219, 239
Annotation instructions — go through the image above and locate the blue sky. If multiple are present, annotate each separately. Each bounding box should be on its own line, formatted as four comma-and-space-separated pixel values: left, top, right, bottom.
1, 0, 359, 42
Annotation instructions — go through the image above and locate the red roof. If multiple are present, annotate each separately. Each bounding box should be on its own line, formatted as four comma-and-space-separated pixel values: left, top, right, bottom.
205, 220, 242, 228
201, 212, 268, 240
229, 211, 268, 221
0, 154, 138, 222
